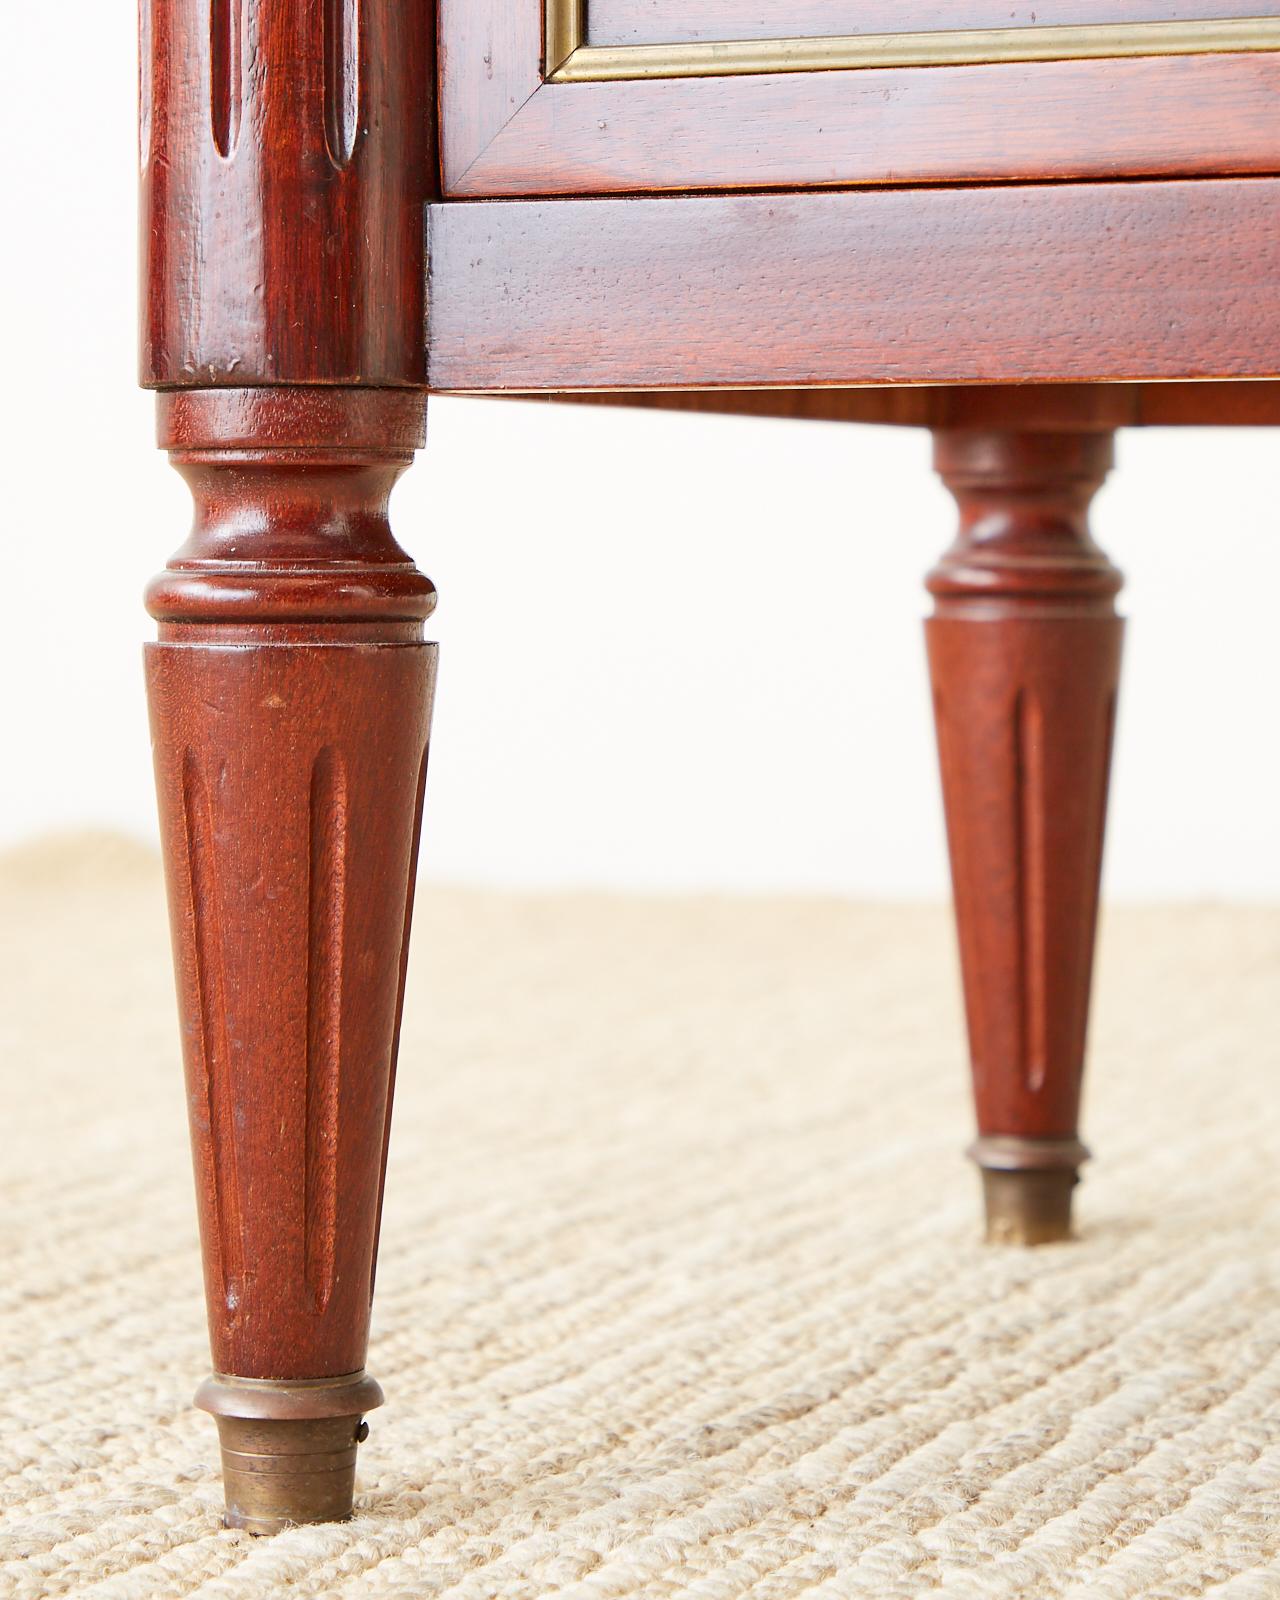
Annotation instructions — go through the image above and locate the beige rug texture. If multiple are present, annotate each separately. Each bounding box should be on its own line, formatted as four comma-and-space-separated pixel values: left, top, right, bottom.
3, 837, 1280, 1600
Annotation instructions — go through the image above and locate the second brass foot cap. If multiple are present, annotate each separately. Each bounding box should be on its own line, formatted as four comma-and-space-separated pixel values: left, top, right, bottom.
969, 1137, 1089, 1247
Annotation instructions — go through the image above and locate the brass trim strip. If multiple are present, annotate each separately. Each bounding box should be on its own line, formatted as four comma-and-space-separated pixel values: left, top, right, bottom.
545, 8, 1280, 82
546, 0, 585, 77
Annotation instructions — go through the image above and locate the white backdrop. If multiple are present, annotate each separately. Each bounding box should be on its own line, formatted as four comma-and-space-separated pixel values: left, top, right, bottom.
3, 2, 1277, 899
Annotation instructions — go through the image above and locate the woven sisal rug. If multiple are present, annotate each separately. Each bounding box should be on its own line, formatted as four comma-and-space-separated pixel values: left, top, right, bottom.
2, 837, 1279, 1598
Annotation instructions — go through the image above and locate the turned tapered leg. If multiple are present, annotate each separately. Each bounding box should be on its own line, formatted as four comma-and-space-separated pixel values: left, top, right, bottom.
926, 430, 1123, 1244
145, 388, 435, 1530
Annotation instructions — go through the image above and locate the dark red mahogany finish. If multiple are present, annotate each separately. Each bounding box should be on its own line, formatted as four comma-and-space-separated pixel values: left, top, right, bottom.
147, 387, 435, 1384
140, 0, 434, 1532
139, 0, 1280, 1535
927, 431, 1123, 1243
424, 182, 1280, 392
141, 0, 431, 387
144, 388, 435, 1530
440, 0, 1280, 194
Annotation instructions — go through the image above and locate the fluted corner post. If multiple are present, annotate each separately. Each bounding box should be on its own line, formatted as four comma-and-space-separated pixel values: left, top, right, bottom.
926, 430, 1124, 1245
139, 0, 434, 1531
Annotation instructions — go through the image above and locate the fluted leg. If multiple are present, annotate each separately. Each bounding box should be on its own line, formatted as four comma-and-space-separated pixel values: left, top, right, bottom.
145, 388, 435, 1530
927, 430, 1123, 1244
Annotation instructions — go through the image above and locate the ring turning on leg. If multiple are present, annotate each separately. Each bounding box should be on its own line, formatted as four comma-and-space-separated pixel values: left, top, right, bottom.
927, 429, 1124, 1245
145, 388, 436, 1528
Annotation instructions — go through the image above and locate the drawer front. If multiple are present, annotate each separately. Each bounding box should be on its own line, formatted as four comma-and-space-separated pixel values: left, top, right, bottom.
439, 0, 1280, 194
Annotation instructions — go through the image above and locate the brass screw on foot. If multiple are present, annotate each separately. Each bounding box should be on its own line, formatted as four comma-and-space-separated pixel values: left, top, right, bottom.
196, 1371, 384, 1535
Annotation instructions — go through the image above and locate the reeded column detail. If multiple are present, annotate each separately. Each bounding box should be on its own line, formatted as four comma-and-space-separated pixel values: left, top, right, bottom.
927, 430, 1124, 1245
140, 0, 430, 389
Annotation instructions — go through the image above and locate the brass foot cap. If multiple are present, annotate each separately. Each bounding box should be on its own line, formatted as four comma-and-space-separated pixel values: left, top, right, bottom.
979, 1168, 1078, 1245
969, 1137, 1089, 1247
196, 1372, 384, 1535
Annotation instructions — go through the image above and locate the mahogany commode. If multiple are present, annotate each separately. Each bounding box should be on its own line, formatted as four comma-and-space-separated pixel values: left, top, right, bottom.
138, 0, 1280, 1532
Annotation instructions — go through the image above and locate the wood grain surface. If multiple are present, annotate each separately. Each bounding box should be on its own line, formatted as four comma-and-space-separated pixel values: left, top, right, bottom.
145, 388, 436, 1381
442, 0, 1280, 196
438, 0, 542, 197
527, 381, 1280, 429
427, 179, 1280, 391
141, 0, 433, 387
927, 430, 1122, 1153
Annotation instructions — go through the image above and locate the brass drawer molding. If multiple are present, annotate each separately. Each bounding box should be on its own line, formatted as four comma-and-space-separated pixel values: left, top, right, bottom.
545, 6, 1280, 82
